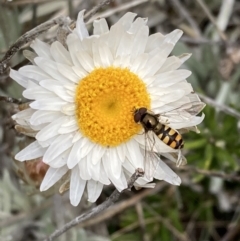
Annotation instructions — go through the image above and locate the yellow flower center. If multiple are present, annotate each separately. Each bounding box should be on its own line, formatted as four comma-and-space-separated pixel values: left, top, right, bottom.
75, 67, 150, 147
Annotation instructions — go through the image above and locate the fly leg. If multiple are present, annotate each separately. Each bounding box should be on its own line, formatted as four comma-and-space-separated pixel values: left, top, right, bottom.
176, 150, 187, 167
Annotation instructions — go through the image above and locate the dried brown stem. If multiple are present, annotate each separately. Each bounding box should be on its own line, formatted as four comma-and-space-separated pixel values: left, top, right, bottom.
0, 17, 71, 74
169, 0, 201, 38
143, 203, 191, 241
0, 96, 23, 105
196, 0, 227, 42
84, 0, 114, 21
43, 168, 144, 241
179, 165, 240, 182
78, 182, 167, 229
136, 202, 149, 241
0, 199, 53, 229
87, 0, 148, 23
198, 93, 240, 120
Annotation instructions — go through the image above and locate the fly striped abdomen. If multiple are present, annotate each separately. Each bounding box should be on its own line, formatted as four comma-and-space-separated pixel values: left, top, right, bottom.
154, 124, 184, 149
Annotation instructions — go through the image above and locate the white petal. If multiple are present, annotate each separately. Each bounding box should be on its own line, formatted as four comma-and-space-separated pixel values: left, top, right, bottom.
10, 69, 28, 88
102, 151, 127, 191
66, 34, 83, 67
50, 41, 73, 65
76, 50, 94, 73
157, 56, 181, 73
130, 25, 149, 60
113, 54, 131, 68
178, 53, 192, 63
72, 65, 88, 79
125, 139, 144, 169
89, 144, 105, 165
30, 110, 64, 125
30, 97, 67, 111
165, 29, 183, 46
70, 166, 86, 206
130, 53, 148, 74
72, 131, 82, 143
150, 70, 192, 88
122, 158, 134, 171
145, 33, 164, 53
116, 143, 126, 162
108, 25, 125, 57
79, 156, 91, 180
23, 84, 53, 100
108, 148, 122, 178
12, 108, 35, 121
19, 65, 50, 82
43, 133, 74, 163
61, 103, 75, 116
38, 136, 56, 148
78, 138, 95, 159
34, 57, 71, 84
154, 160, 181, 185
46, 149, 70, 168
76, 10, 89, 40
117, 12, 137, 31
93, 18, 109, 35
87, 157, 101, 181
116, 32, 134, 58
59, 118, 78, 134
92, 40, 113, 68
67, 139, 82, 169
39, 79, 74, 103
15, 141, 46, 161
36, 116, 68, 141
87, 180, 103, 202
31, 38, 52, 59
99, 161, 111, 185
56, 63, 79, 83
170, 113, 205, 129
128, 17, 148, 34
40, 166, 68, 191
138, 49, 166, 78
150, 90, 185, 109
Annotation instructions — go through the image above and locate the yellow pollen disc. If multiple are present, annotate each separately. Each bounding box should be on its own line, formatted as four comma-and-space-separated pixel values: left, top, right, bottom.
75, 67, 150, 147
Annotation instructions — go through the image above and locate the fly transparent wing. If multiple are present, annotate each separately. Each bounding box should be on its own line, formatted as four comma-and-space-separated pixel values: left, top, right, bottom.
156, 101, 206, 124
143, 131, 159, 181
143, 131, 178, 180
144, 150, 158, 181
144, 148, 181, 185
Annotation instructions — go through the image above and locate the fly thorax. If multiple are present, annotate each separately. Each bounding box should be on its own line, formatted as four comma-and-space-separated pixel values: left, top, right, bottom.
142, 114, 159, 130
153, 123, 163, 134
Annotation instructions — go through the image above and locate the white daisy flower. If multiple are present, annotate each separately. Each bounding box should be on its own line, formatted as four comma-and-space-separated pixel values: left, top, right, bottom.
11, 11, 205, 206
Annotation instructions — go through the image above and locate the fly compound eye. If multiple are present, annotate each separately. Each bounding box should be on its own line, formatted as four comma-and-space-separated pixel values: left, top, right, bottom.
134, 112, 141, 123
133, 107, 147, 123
138, 107, 147, 116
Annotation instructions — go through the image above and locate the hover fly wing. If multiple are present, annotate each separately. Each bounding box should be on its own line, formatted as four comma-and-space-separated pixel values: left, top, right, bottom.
144, 148, 158, 181
144, 148, 181, 185
155, 101, 206, 123
143, 131, 157, 181
159, 100, 205, 116
143, 131, 178, 180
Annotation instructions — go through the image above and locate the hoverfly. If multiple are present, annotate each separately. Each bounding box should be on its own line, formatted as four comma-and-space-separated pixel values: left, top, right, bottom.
134, 107, 184, 150
133, 101, 205, 181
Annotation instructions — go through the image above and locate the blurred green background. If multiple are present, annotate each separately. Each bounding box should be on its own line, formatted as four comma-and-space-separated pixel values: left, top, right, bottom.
0, 0, 240, 240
